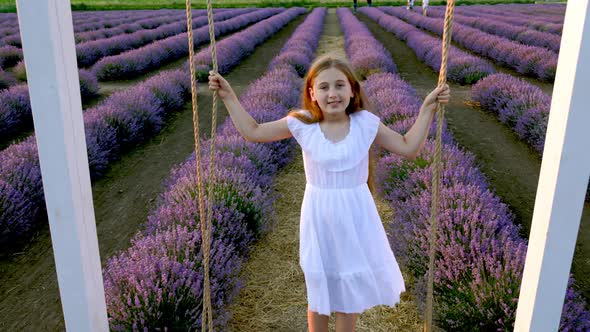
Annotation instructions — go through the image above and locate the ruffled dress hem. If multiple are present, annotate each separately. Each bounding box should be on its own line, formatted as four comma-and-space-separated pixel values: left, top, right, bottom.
303, 266, 406, 316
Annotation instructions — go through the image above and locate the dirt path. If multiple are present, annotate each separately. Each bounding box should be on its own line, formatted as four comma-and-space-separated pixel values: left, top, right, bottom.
357, 12, 590, 300
0, 13, 307, 331
226, 9, 422, 331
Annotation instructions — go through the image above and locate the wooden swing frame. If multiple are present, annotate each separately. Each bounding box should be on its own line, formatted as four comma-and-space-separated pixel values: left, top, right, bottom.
13, 0, 590, 331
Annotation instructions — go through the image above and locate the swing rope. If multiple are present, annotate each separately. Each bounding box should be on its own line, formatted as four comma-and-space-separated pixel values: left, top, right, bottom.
185, 0, 219, 331
424, 1, 455, 332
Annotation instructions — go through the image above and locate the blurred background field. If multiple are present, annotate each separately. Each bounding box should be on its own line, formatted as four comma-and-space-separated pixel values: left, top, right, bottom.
0, 0, 538, 12
0, 2, 583, 331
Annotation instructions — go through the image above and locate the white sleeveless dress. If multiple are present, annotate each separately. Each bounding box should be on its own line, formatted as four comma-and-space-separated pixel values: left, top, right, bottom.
286, 109, 406, 316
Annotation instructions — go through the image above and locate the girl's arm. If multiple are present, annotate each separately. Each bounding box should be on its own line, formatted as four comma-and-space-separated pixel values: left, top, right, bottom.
208, 71, 292, 143
374, 84, 450, 159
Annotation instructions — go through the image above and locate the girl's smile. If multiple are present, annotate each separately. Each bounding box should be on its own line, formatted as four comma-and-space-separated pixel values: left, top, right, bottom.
328, 100, 341, 107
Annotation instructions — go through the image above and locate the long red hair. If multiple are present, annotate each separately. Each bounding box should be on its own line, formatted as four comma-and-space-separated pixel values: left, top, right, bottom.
288, 55, 378, 194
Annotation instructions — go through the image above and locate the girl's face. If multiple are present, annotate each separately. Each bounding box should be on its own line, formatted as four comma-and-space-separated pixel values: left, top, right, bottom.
309, 67, 354, 116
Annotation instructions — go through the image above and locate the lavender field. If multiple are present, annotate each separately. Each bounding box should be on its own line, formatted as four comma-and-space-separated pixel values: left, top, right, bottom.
1, 3, 589, 331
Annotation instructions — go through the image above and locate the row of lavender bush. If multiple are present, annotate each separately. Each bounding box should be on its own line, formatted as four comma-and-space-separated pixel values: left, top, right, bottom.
1, 10, 237, 69
103, 8, 325, 330
420, 7, 581, 198
371, 72, 587, 330
73, 10, 163, 24
0, 10, 187, 32
0, 27, 14, 37
337, 8, 396, 79
0, 8, 303, 251
358, 7, 495, 85
469, 4, 564, 23
0, 10, 175, 47
472, 73, 549, 155
339, 7, 590, 330
381, 6, 557, 82
0, 9, 220, 36
0, 45, 21, 69
0, 68, 185, 249
0, 68, 17, 90
0, 69, 98, 145
452, 6, 563, 35
91, 8, 282, 80
0, 14, 18, 31
189, 7, 307, 80
0, 11, 195, 72
74, 10, 177, 20
78, 8, 255, 68
73, 10, 181, 33
0, 12, 206, 86
75, 11, 188, 43
0, 25, 24, 45
0, 33, 22, 49
426, 7, 561, 52
1, 9, 267, 125
458, 5, 564, 21
471, 74, 590, 200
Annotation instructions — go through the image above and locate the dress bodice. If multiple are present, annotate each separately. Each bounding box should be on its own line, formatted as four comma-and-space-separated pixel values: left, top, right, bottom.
286, 109, 380, 189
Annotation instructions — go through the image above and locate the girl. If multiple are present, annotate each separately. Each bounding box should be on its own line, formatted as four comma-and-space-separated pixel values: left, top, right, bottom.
208, 55, 450, 332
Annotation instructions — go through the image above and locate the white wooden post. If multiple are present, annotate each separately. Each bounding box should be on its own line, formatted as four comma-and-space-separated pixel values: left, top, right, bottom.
15, 0, 109, 330
514, 1, 590, 331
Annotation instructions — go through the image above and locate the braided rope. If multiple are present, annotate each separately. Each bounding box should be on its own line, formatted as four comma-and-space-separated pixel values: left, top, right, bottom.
202, 0, 219, 331
424, 1, 455, 331
184, 1, 216, 331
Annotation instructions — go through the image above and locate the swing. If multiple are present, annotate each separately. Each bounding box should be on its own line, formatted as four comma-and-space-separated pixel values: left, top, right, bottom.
181, 1, 456, 331
424, 2, 456, 331
184, 0, 219, 331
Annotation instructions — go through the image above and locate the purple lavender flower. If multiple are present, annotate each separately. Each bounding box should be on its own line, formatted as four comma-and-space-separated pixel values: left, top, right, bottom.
92, 9, 284, 80
0, 84, 31, 139
0, 45, 22, 69
472, 73, 549, 154
0, 69, 16, 90
427, 7, 561, 52
104, 226, 242, 331
378, 6, 557, 81
337, 8, 397, 79
190, 8, 305, 80
362, 50, 589, 329
360, 7, 494, 84
78, 69, 99, 100
0, 137, 44, 248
